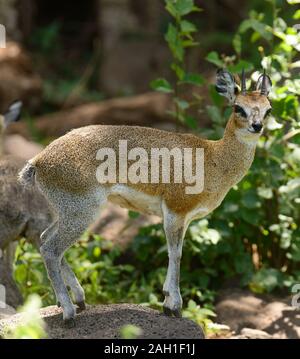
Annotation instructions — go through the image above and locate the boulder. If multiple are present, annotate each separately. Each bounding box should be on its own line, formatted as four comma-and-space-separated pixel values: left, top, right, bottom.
0, 42, 42, 112
0, 304, 205, 339
0, 304, 16, 321
231, 328, 273, 339
0, 258, 23, 309
216, 289, 300, 339
3, 134, 43, 160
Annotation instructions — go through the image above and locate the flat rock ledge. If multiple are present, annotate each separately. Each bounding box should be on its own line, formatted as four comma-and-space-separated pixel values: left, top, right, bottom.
0, 304, 205, 339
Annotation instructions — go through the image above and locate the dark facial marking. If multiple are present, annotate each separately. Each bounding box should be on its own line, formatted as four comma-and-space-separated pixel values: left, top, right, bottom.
234, 105, 247, 118
264, 108, 272, 119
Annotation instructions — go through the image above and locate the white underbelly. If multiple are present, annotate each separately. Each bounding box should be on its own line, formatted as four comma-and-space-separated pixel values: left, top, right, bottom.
108, 184, 163, 217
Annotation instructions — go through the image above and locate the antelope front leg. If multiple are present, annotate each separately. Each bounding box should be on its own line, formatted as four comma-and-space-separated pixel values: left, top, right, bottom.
162, 207, 187, 318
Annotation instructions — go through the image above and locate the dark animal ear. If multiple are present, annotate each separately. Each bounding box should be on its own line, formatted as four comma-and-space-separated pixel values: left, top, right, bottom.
256, 72, 272, 96
215, 69, 238, 104
4, 100, 22, 126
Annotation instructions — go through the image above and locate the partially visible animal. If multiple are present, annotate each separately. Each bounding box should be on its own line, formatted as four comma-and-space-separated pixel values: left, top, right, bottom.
0, 102, 52, 308
19, 70, 273, 326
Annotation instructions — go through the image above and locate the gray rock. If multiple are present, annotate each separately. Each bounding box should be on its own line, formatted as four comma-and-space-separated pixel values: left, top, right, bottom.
232, 328, 273, 339
0, 303, 16, 321
3, 135, 43, 160
0, 304, 205, 339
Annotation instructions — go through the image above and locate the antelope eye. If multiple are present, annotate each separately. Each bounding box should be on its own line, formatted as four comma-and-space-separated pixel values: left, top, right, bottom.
234, 105, 247, 118
264, 108, 272, 119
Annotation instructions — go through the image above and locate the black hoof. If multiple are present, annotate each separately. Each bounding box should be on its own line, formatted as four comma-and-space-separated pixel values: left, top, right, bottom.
163, 306, 173, 317
64, 318, 76, 329
173, 309, 182, 318
163, 306, 182, 318
76, 301, 86, 312
57, 301, 61, 308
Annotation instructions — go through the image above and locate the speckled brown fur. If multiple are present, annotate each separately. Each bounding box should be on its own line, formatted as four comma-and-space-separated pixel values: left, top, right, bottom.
31, 112, 257, 215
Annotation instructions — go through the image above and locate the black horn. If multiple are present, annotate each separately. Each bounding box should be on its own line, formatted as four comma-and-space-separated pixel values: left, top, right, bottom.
241, 69, 246, 95
260, 69, 267, 96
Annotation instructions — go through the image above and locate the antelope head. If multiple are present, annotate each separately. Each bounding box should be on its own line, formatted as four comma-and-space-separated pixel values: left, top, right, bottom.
215, 69, 272, 142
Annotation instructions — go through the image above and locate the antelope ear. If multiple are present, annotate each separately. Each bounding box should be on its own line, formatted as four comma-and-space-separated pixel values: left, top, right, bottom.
4, 100, 22, 126
256, 73, 272, 96
215, 69, 238, 104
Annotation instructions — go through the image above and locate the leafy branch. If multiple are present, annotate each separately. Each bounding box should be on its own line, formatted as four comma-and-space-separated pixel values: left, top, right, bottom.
151, 0, 204, 129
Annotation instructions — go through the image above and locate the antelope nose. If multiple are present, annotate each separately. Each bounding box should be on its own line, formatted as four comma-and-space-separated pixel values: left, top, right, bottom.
252, 123, 263, 133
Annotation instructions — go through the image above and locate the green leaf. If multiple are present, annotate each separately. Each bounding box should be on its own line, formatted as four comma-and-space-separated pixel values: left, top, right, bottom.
205, 51, 224, 67
171, 63, 185, 80
239, 19, 252, 33
206, 105, 223, 125
293, 9, 300, 19
174, 97, 190, 110
242, 189, 260, 209
166, 0, 197, 17
181, 73, 204, 86
165, 1, 178, 18
209, 85, 224, 107
240, 208, 260, 225
198, 308, 216, 317
257, 187, 273, 199
181, 20, 197, 33
228, 60, 254, 73
165, 23, 184, 62
120, 325, 142, 339
192, 5, 202, 12
250, 268, 283, 293
238, 18, 272, 41
128, 211, 140, 219
182, 40, 199, 48
279, 178, 300, 194
233, 34, 242, 55
150, 78, 173, 93
251, 20, 272, 41
187, 299, 197, 309
173, 0, 195, 16
234, 254, 252, 274
93, 246, 101, 258
165, 22, 177, 47
250, 31, 261, 43
184, 115, 198, 129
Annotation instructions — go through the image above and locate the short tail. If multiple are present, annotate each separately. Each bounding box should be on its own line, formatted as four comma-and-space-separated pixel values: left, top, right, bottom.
18, 161, 36, 187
